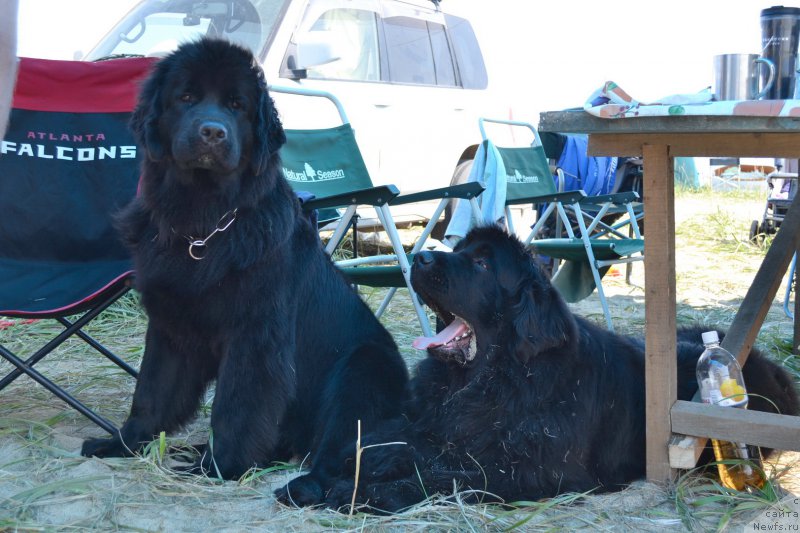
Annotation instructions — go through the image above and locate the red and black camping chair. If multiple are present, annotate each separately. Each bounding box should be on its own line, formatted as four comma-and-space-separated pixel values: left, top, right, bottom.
0, 57, 155, 434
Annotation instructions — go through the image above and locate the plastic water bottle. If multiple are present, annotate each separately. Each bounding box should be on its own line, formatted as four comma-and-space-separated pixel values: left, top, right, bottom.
696, 331, 765, 491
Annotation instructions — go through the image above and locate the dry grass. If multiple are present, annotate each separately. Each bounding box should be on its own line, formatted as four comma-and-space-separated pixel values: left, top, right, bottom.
0, 187, 798, 532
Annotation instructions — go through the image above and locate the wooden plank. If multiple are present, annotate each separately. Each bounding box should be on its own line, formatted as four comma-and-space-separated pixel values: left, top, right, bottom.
642, 143, 677, 483
588, 133, 800, 158
539, 110, 800, 135
671, 400, 800, 451
668, 433, 706, 470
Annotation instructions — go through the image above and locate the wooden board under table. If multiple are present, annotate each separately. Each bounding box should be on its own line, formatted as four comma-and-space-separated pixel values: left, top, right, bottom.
539, 110, 800, 483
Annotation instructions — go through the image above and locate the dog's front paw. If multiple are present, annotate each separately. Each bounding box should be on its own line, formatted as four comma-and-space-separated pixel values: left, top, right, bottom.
274, 474, 324, 507
326, 478, 424, 515
172, 448, 240, 480
81, 436, 134, 458
324, 478, 358, 512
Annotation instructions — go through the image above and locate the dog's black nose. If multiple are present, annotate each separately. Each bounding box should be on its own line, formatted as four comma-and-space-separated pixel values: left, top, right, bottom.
199, 121, 228, 145
415, 251, 435, 266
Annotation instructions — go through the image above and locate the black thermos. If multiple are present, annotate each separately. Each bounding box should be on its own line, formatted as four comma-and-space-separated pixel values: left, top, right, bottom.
760, 5, 800, 99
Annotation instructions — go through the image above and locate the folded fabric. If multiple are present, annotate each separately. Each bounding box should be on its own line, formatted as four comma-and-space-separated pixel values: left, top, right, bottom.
445, 139, 507, 239
585, 81, 800, 118
541, 240, 643, 302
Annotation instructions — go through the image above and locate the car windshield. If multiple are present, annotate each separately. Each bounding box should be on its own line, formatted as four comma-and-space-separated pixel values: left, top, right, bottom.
83, 0, 290, 61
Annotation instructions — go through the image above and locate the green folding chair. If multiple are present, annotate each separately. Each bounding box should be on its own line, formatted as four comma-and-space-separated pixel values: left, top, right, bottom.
271, 86, 483, 337
476, 118, 644, 330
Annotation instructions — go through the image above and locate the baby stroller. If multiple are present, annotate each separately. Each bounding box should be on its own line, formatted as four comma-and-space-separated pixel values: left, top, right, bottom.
749, 171, 797, 242
749, 171, 798, 318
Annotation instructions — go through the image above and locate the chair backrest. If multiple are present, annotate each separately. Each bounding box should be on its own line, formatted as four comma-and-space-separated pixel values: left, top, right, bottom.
494, 144, 558, 202
0, 57, 155, 315
478, 118, 557, 204
281, 124, 375, 198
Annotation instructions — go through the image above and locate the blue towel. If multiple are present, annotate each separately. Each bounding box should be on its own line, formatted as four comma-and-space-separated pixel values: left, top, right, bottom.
445, 140, 507, 239
556, 136, 618, 196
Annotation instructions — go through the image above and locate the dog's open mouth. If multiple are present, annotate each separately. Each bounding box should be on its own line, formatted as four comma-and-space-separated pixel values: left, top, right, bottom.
412, 315, 477, 364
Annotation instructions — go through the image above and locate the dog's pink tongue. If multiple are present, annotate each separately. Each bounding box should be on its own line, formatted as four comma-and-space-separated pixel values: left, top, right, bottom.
412, 318, 468, 350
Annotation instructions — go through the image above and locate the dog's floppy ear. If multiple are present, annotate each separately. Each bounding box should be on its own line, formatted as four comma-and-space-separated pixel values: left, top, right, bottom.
251, 68, 286, 175
130, 66, 166, 162
511, 256, 576, 364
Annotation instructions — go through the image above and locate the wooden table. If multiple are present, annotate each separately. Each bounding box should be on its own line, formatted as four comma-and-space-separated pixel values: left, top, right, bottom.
539, 111, 800, 483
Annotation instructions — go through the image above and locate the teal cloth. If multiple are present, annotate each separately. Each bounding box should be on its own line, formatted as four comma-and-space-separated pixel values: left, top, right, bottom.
675, 157, 699, 189
445, 139, 507, 238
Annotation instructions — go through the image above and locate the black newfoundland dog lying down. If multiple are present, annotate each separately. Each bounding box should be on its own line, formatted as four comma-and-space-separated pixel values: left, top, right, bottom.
314, 226, 799, 513
80, 39, 408, 504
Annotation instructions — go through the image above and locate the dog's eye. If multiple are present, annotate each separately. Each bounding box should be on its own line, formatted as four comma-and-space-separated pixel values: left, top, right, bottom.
230, 98, 243, 110
179, 93, 193, 103
474, 258, 489, 270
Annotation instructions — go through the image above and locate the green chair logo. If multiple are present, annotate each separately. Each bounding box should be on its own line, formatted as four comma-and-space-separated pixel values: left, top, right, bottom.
283, 162, 346, 182
304, 162, 317, 180
508, 169, 539, 184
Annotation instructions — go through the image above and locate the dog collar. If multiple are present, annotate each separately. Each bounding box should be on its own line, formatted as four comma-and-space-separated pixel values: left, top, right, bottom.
183, 208, 238, 261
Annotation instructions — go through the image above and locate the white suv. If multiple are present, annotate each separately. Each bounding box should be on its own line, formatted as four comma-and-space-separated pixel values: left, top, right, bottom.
84, 0, 494, 219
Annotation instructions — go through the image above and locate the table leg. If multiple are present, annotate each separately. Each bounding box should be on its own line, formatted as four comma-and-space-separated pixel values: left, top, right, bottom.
642, 144, 677, 483
794, 162, 800, 357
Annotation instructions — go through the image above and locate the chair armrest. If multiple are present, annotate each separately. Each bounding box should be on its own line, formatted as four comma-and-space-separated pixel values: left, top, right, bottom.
390, 182, 485, 206
580, 191, 640, 206
506, 189, 587, 206
301, 184, 400, 211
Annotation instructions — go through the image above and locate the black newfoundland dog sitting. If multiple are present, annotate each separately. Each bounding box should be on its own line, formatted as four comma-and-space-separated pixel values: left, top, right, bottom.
315, 225, 799, 513
80, 39, 408, 505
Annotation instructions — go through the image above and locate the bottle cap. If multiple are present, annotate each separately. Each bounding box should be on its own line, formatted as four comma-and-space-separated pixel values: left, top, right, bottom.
701, 331, 720, 345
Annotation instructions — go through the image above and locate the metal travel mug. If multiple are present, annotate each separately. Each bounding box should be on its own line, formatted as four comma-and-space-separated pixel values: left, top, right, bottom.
760, 5, 800, 99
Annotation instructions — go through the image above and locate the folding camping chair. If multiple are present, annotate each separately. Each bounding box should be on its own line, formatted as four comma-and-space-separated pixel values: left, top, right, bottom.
270, 85, 483, 337
0, 57, 154, 434
450, 117, 644, 330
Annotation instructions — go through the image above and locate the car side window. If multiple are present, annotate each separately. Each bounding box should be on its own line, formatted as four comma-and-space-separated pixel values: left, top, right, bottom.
444, 14, 488, 90
382, 16, 435, 85
429, 22, 456, 87
304, 9, 380, 81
